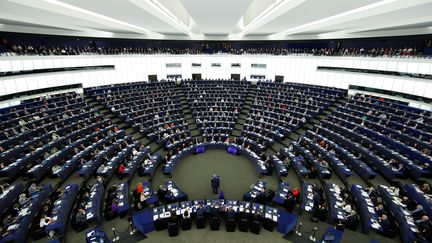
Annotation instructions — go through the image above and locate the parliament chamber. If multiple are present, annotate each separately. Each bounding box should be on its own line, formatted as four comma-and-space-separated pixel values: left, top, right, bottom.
1, 1, 432, 243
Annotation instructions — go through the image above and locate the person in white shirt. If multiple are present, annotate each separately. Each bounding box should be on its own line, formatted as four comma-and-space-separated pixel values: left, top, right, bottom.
39, 215, 52, 228
52, 164, 61, 174
343, 203, 352, 214
415, 116, 424, 124
378, 113, 387, 119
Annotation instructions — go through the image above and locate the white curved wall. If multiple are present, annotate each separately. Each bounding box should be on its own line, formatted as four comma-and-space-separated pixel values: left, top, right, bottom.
1, 55, 432, 98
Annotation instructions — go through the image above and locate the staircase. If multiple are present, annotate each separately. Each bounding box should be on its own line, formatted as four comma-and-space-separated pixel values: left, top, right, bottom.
231, 83, 257, 137
84, 96, 162, 154
176, 84, 200, 138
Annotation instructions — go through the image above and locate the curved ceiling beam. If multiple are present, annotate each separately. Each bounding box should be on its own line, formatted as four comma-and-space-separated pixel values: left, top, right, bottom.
6, 0, 164, 38
269, 0, 432, 39
229, 0, 306, 38
129, 0, 204, 38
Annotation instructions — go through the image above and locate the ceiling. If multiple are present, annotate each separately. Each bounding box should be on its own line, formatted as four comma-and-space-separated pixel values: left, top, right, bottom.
0, 0, 431, 40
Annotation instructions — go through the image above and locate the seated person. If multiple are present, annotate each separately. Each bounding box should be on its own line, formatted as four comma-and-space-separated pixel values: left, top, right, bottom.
18, 193, 31, 207
342, 202, 352, 215
106, 185, 117, 202
195, 204, 205, 218
378, 214, 392, 234
307, 166, 318, 179
117, 163, 126, 176
375, 204, 386, 217
421, 183, 431, 194
415, 215, 430, 228
111, 199, 119, 215
2, 215, 18, 229
418, 218, 432, 241
284, 192, 296, 212
344, 210, 359, 230
135, 182, 144, 195
335, 220, 345, 231
226, 207, 236, 220
28, 183, 41, 196
75, 208, 86, 225
136, 192, 149, 210
51, 164, 62, 175
401, 196, 416, 211
39, 214, 53, 229
411, 204, 425, 220
313, 203, 327, 221
10, 203, 20, 218
0, 182, 9, 194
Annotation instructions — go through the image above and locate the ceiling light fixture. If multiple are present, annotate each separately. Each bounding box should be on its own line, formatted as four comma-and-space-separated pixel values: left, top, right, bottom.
270, 0, 399, 38
130, 0, 203, 38
230, 0, 304, 38
6, 0, 155, 35
42, 0, 152, 34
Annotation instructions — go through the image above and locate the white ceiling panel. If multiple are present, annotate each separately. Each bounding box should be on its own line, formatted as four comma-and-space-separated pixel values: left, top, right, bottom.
180, 0, 253, 35
0, 0, 430, 40
253, 0, 379, 34
60, 0, 179, 34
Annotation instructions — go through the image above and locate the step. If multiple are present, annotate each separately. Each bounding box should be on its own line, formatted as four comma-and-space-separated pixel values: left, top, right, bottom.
186, 118, 195, 123
139, 137, 152, 145
191, 130, 201, 136
231, 130, 241, 136
304, 124, 314, 129
234, 124, 243, 130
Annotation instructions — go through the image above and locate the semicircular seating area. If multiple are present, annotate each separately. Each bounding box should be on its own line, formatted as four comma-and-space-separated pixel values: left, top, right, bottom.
0, 80, 431, 243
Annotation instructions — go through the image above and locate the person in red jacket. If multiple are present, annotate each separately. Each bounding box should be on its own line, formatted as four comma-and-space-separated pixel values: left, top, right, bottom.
136, 182, 144, 194
118, 163, 126, 179
292, 187, 299, 198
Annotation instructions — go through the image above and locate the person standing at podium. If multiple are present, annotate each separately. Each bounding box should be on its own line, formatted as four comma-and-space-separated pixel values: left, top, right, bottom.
211, 174, 220, 194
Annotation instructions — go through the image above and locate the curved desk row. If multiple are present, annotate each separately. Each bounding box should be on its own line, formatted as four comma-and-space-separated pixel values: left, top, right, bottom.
163, 142, 267, 177
132, 198, 298, 236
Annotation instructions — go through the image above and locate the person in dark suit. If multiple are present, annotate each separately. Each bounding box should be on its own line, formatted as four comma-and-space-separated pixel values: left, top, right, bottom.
284, 192, 296, 212
313, 203, 327, 221
344, 210, 359, 230
195, 204, 205, 218
157, 185, 167, 202
313, 191, 322, 206
10, 203, 20, 218
210, 205, 220, 218
418, 219, 432, 241
411, 204, 426, 220
210, 174, 220, 194
367, 187, 377, 201
226, 207, 236, 220
375, 204, 386, 217
335, 220, 345, 231
416, 215, 430, 228
378, 214, 392, 233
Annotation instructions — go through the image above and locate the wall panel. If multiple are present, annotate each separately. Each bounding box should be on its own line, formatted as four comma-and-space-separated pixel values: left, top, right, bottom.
0, 55, 431, 101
